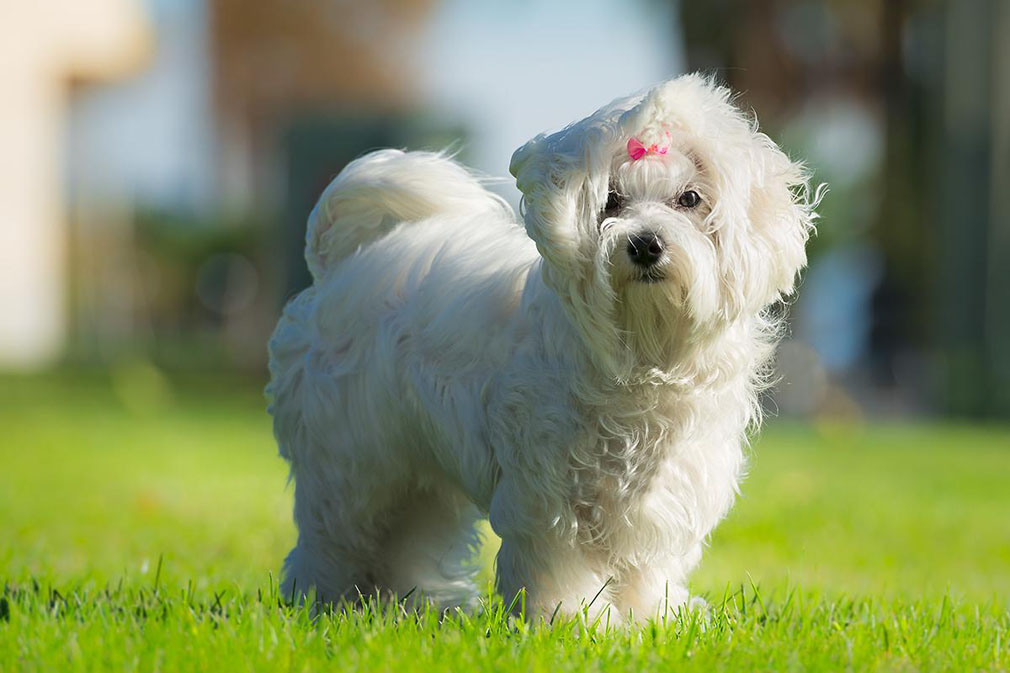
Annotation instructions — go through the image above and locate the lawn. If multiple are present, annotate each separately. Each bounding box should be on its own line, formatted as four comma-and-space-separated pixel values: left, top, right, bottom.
1, 370, 1008, 671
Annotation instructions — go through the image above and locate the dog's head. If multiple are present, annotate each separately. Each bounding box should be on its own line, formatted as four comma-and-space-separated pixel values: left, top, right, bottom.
511, 74, 820, 377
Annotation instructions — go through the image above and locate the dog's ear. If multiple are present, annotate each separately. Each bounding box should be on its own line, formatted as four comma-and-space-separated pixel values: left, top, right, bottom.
510, 130, 631, 376
510, 134, 599, 275
745, 137, 822, 306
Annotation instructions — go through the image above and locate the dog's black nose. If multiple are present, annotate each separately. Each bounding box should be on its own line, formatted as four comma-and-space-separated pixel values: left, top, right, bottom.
627, 232, 664, 268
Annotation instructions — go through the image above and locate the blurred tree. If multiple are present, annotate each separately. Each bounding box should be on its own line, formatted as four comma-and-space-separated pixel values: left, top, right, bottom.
933, 0, 1010, 417
678, 0, 1010, 418
281, 114, 466, 299
989, 2, 1010, 417
210, 0, 469, 305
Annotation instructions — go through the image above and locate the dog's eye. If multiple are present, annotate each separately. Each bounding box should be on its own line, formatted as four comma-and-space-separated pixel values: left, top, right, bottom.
603, 190, 624, 217
677, 190, 701, 208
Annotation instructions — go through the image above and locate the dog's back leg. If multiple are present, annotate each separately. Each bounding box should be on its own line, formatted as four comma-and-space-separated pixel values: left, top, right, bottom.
281, 468, 401, 606
282, 475, 482, 612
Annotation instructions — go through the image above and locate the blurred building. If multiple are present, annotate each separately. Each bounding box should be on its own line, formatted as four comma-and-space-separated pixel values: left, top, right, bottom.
211, 0, 434, 210
29, 0, 444, 371
0, 0, 679, 374
0, 0, 150, 368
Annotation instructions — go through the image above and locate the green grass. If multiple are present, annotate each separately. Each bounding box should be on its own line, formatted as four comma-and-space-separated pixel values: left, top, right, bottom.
1, 371, 1009, 671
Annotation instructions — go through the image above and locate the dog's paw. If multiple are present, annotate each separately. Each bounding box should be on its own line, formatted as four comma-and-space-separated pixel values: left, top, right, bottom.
687, 595, 709, 611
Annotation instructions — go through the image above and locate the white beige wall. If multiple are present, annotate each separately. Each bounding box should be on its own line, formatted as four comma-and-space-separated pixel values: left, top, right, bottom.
0, 0, 149, 368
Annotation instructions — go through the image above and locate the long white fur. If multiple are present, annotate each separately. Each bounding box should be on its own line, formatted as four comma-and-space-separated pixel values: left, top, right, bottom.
266, 74, 821, 621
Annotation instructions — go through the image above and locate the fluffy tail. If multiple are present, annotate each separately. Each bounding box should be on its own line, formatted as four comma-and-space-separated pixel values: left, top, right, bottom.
304, 149, 511, 280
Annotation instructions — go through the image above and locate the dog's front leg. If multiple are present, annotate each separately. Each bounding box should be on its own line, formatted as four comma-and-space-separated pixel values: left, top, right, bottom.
495, 535, 617, 623
610, 546, 703, 623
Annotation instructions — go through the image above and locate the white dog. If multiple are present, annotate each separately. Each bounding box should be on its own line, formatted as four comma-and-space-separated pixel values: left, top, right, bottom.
266, 74, 820, 621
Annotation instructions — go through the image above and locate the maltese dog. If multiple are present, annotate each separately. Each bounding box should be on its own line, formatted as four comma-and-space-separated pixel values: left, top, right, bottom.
267, 74, 820, 622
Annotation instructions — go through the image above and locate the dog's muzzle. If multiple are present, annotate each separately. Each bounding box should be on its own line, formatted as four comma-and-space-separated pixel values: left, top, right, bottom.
627, 232, 667, 282
627, 232, 665, 268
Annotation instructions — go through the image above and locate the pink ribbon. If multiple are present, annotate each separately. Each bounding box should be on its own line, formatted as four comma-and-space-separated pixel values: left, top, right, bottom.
627, 137, 669, 161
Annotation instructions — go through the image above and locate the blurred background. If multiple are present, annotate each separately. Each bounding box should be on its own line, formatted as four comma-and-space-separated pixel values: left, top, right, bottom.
2, 0, 1009, 613
1, 0, 1008, 421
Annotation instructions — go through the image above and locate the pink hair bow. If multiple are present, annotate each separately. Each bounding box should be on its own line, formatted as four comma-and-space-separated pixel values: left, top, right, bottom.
627, 137, 669, 161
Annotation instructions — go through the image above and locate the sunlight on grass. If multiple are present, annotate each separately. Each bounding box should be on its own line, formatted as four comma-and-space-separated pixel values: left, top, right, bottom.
1, 372, 1008, 671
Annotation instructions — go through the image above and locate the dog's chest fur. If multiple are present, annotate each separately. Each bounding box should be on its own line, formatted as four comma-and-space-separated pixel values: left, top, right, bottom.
565, 384, 743, 562
482, 290, 752, 564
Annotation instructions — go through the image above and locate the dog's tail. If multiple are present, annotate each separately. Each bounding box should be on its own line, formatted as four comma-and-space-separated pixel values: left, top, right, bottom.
304, 149, 511, 281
